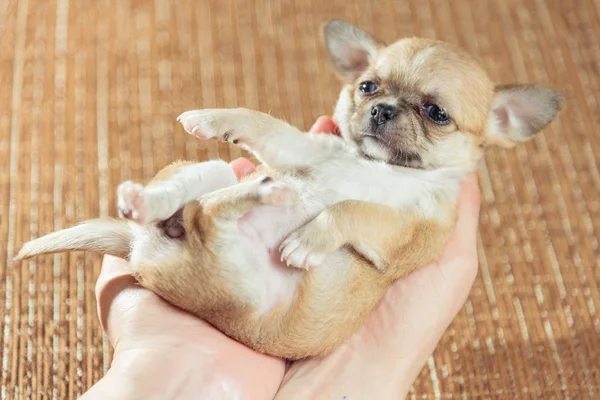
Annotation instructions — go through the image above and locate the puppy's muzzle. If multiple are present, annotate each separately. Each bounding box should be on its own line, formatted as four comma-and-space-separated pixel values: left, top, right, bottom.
370, 103, 398, 125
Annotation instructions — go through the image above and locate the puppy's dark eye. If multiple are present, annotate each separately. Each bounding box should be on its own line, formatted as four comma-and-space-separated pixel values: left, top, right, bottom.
359, 81, 379, 94
422, 103, 451, 125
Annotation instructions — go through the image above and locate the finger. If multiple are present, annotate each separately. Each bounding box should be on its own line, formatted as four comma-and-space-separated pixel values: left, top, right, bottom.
452, 172, 481, 253
95, 255, 140, 342
99, 254, 132, 277
229, 157, 256, 180
95, 255, 133, 300
437, 172, 481, 267
309, 116, 339, 135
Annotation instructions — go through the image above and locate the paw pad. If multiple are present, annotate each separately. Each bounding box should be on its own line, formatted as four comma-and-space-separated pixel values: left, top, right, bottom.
117, 181, 147, 223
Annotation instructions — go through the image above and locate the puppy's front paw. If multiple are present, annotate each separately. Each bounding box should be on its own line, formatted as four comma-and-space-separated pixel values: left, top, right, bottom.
117, 181, 150, 224
279, 219, 339, 269
177, 109, 246, 143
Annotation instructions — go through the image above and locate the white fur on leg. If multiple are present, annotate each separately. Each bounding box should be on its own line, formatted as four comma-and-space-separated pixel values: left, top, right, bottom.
177, 108, 348, 169
118, 160, 238, 225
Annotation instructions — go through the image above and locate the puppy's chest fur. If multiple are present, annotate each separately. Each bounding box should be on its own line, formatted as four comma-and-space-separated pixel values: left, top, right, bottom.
226, 147, 459, 314
275, 147, 458, 225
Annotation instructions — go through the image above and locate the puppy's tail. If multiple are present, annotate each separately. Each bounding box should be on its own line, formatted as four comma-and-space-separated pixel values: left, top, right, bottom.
14, 219, 134, 262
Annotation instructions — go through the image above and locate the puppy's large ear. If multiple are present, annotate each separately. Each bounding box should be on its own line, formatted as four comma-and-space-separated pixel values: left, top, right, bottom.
485, 84, 564, 148
323, 20, 384, 81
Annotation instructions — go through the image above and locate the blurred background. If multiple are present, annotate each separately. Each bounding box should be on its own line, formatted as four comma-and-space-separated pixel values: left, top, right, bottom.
0, 0, 599, 398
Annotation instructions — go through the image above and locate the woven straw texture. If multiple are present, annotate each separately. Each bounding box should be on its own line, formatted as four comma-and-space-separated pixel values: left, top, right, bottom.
1, 0, 599, 398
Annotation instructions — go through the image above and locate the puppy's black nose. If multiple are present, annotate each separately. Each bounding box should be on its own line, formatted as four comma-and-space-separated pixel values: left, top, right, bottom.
370, 104, 398, 125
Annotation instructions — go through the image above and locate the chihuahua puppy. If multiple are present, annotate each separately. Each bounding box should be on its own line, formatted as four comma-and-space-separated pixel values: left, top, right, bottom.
16, 20, 563, 359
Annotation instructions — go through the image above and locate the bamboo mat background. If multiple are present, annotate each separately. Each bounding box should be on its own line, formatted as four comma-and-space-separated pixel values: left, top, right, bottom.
0, 0, 599, 398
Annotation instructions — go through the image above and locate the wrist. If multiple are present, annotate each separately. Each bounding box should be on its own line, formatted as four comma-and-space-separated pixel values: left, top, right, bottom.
277, 344, 418, 400
81, 346, 209, 400
83, 339, 285, 400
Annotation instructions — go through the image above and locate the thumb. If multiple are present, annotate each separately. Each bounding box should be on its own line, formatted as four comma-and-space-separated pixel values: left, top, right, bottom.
95, 255, 143, 345
309, 116, 339, 135
229, 158, 256, 180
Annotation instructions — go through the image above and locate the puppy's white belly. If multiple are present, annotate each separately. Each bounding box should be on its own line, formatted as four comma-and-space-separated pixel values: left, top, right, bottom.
237, 205, 305, 315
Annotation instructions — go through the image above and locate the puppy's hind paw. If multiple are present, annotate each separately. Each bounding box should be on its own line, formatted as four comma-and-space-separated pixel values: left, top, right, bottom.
117, 181, 149, 224
278, 222, 335, 269
279, 238, 329, 270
